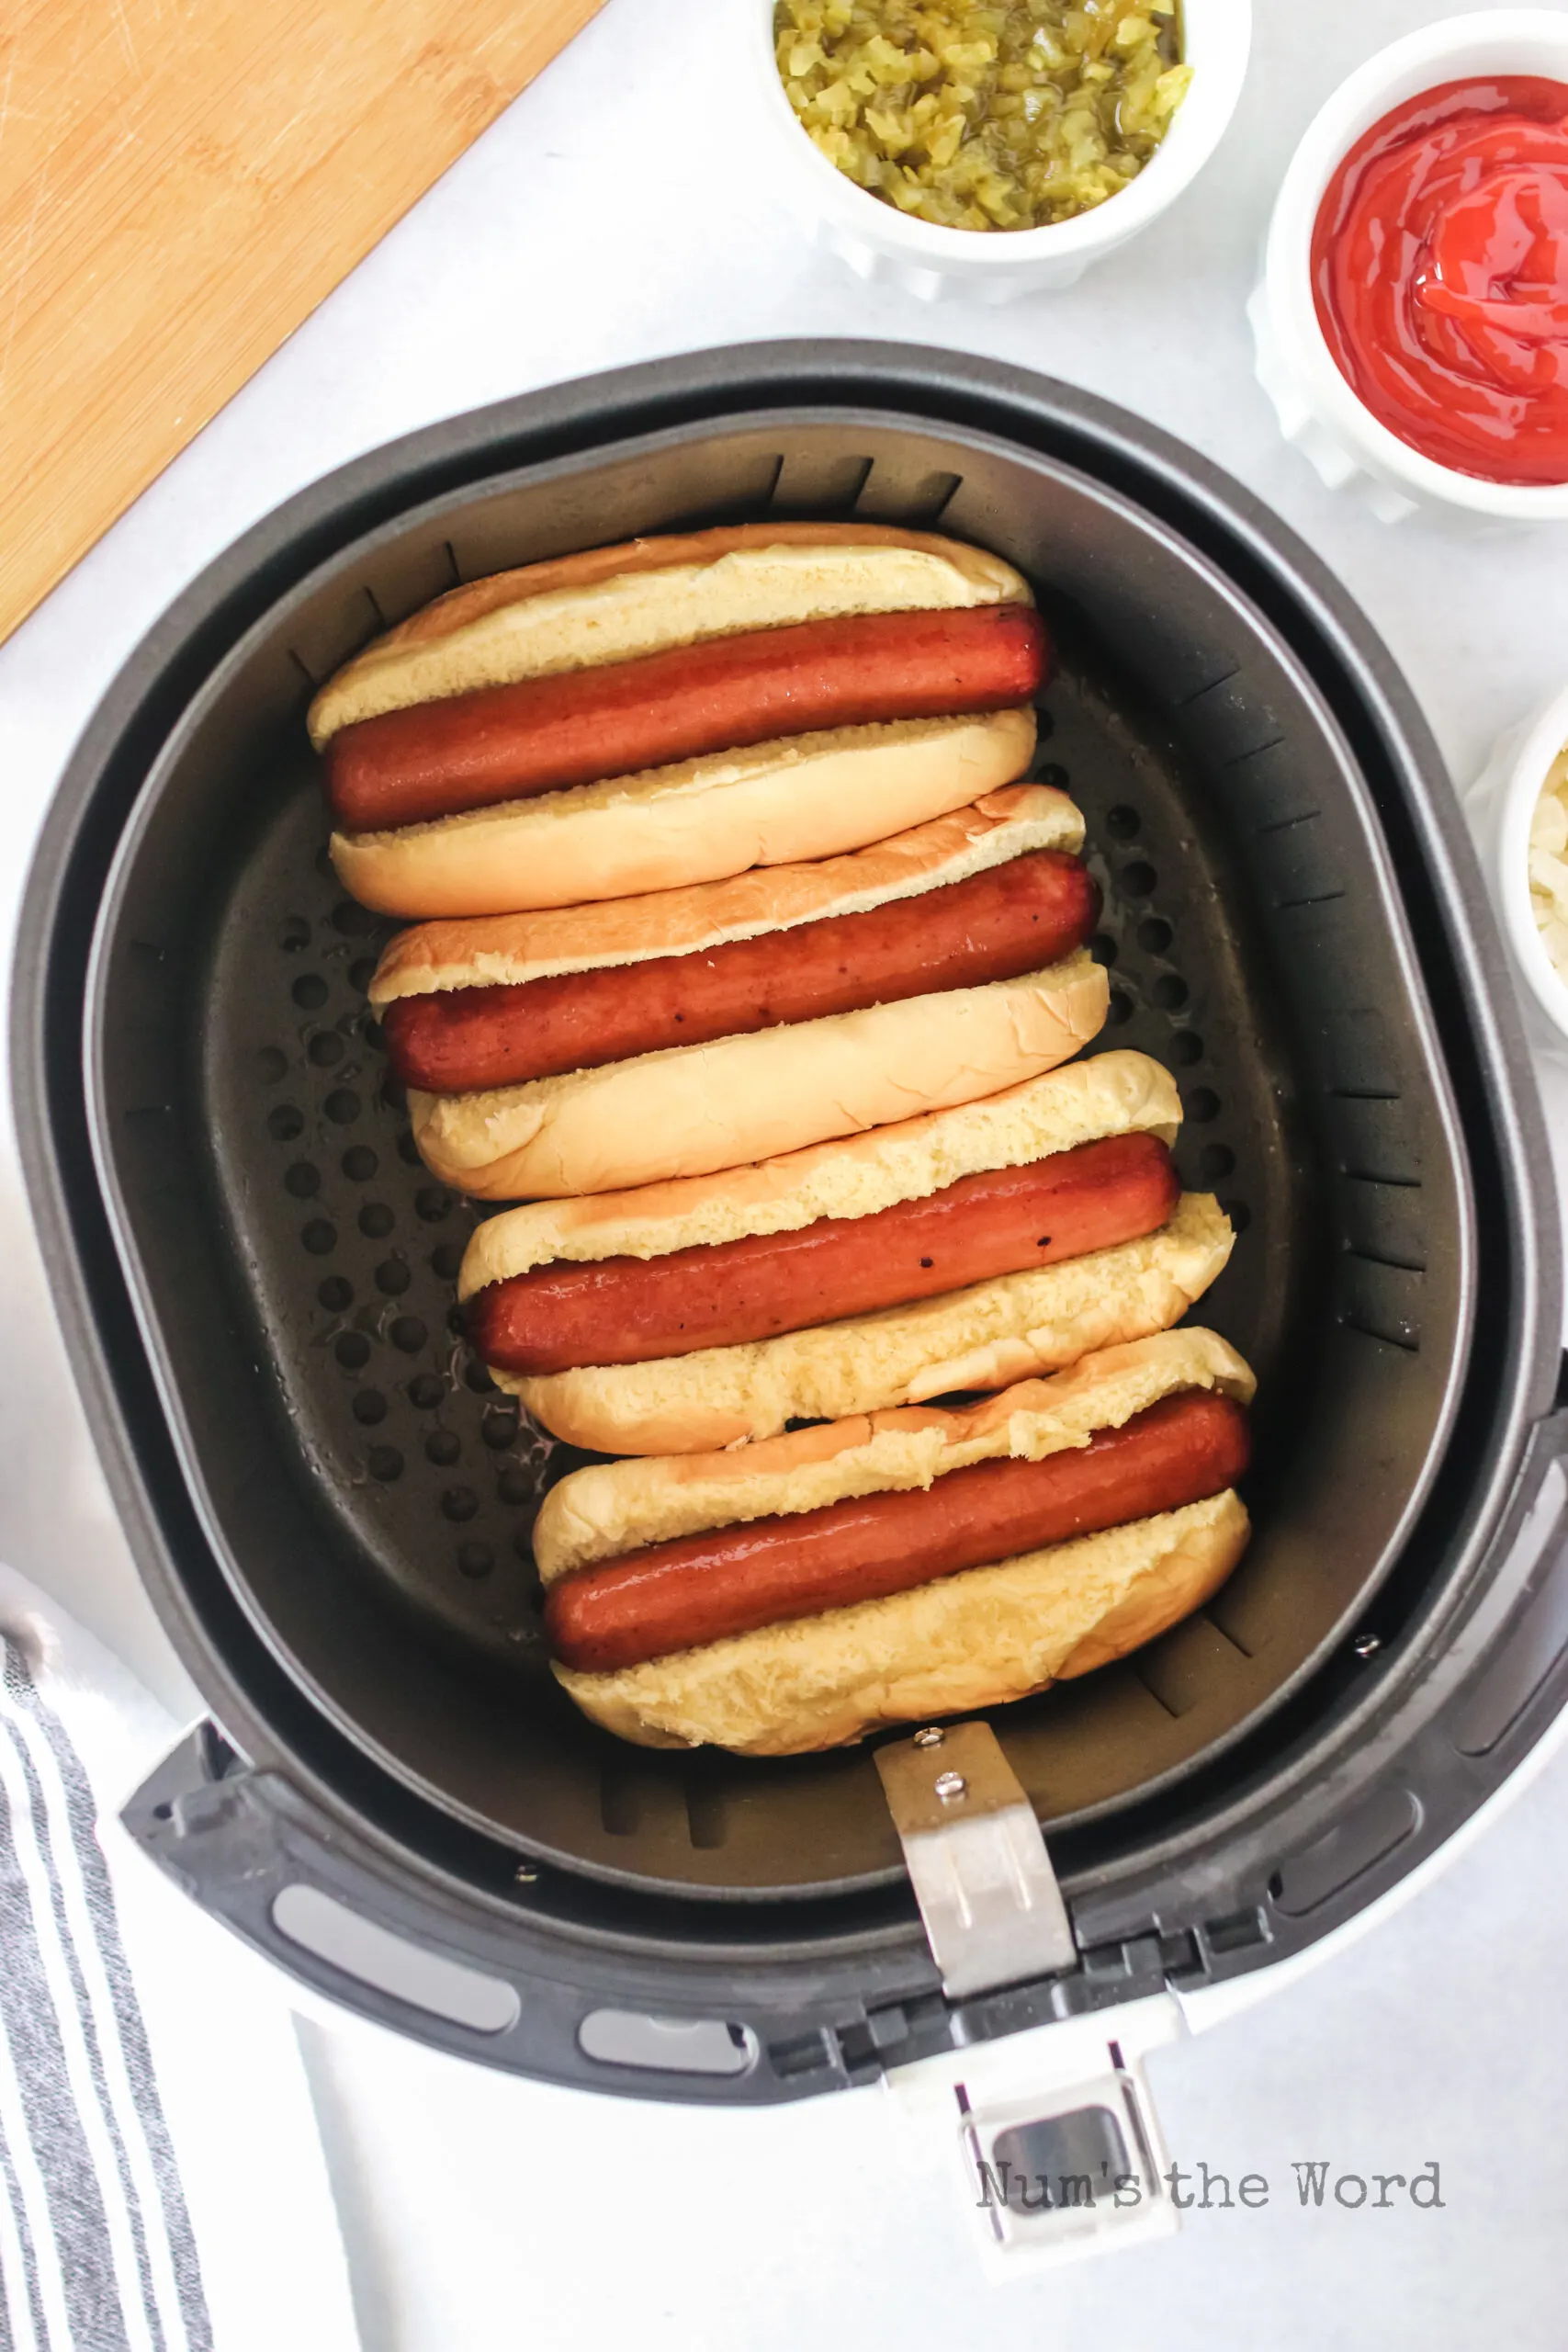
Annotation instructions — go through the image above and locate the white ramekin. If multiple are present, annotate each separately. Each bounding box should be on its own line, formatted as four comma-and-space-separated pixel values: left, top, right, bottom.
754, 0, 1252, 302
1463, 679, 1568, 1061
1251, 10, 1568, 524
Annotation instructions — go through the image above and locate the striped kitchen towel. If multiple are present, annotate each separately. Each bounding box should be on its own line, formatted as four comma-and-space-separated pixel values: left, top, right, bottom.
0, 1569, 361, 2352
0, 1635, 209, 2352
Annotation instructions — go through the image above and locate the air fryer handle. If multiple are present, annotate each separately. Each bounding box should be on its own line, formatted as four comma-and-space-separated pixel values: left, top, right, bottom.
120, 1729, 794, 2101
1439, 1398, 1568, 1758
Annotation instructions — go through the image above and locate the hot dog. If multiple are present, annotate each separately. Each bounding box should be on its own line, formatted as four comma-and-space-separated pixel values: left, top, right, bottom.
309, 521, 1034, 742
536, 1328, 1256, 1752
458, 1053, 1233, 1453
547, 1389, 1250, 1673
408, 954, 1108, 1203
382, 846, 1098, 1093
315, 525, 1045, 922
333, 712, 1037, 922
328, 604, 1047, 833
377, 791, 1109, 1202
469, 1131, 1179, 1375
501, 1191, 1234, 1453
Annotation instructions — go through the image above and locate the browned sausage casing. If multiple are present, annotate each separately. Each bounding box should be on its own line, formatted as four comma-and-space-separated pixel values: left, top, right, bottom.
471, 1132, 1178, 1374
545, 1390, 1250, 1673
327, 604, 1049, 831
384, 849, 1099, 1094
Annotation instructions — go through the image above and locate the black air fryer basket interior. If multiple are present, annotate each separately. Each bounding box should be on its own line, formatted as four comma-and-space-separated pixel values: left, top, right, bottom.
16, 346, 1567, 2100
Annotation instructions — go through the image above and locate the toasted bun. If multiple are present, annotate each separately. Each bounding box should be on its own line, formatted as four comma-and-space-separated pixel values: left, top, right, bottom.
535, 1328, 1255, 1579
330, 709, 1036, 921
511, 1191, 1234, 1453
551, 1491, 1250, 1753
409, 954, 1108, 1203
369, 784, 1080, 1003
460, 1049, 1180, 1295
308, 525, 1032, 745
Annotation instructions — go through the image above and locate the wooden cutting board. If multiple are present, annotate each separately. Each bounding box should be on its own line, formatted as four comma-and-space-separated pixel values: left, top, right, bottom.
0, 0, 605, 646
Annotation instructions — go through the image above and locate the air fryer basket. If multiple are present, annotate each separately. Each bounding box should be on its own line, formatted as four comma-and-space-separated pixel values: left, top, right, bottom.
85, 412, 1472, 1888
16, 346, 1567, 2101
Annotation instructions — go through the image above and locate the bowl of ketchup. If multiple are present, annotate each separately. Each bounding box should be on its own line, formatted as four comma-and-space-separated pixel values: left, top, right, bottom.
1251, 10, 1568, 521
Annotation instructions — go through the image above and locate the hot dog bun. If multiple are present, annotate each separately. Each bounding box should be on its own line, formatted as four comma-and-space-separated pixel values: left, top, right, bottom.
459, 1050, 1179, 1289
552, 1493, 1249, 1753
542, 1334, 1254, 1751
507, 1190, 1234, 1453
331, 708, 1036, 920
536, 1327, 1254, 1576
308, 524, 1032, 747
369, 784, 1081, 1002
408, 953, 1109, 1202
378, 810, 1097, 1096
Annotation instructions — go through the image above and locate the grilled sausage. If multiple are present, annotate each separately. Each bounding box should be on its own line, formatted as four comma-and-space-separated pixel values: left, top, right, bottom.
327, 604, 1049, 831
384, 849, 1099, 1094
544, 1388, 1251, 1672
471, 1131, 1178, 1374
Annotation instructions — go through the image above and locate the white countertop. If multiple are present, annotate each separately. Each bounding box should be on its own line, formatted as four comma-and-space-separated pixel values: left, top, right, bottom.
2, 0, 1566, 2342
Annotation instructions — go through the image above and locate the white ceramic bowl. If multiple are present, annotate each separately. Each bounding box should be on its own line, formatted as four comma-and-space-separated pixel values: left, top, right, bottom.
753, 0, 1252, 302
1251, 10, 1568, 524
1464, 679, 1568, 1060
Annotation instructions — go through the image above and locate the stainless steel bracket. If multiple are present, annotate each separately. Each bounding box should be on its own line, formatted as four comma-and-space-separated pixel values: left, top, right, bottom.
874, 1721, 1076, 1998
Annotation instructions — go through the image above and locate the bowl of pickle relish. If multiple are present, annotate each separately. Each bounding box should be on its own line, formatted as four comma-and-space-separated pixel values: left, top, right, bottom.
758, 0, 1252, 300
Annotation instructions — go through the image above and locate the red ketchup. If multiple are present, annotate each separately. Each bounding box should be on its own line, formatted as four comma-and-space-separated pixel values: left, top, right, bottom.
1312, 77, 1568, 484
